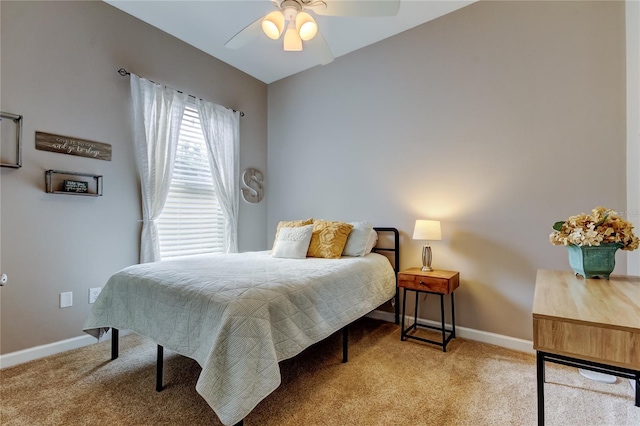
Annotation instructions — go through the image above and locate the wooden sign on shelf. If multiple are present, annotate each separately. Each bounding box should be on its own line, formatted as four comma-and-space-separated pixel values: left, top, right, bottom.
63, 179, 89, 193
36, 131, 112, 161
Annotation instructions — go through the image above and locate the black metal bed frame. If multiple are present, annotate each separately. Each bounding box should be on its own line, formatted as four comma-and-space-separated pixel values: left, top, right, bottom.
108, 227, 400, 426
371, 227, 401, 324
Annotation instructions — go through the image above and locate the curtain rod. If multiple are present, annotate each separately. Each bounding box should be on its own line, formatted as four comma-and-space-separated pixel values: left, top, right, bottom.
117, 68, 244, 117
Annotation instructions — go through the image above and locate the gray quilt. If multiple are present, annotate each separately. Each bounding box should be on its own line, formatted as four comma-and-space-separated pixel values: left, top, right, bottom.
83, 251, 396, 425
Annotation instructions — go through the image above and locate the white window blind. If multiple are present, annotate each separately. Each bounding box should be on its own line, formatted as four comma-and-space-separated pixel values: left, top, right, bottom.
156, 103, 224, 259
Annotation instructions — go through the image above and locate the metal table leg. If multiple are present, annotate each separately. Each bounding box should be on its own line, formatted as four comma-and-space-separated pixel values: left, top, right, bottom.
537, 351, 545, 426
450, 292, 456, 338
440, 294, 446, 352
400, 288, 407, 341
413, 290, 419, 329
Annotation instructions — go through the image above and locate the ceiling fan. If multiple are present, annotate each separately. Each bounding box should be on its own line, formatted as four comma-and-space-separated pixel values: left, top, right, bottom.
225, 0, 400, 64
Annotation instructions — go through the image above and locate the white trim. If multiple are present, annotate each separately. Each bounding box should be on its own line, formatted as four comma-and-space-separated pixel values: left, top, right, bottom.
367, 309, 535, 354
0, 329, 122, 369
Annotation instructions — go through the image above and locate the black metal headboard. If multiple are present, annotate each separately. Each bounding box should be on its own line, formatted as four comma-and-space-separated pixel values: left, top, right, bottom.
372, 227, 400, 324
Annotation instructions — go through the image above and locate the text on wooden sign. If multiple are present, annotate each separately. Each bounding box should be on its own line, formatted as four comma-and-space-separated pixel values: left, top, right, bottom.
36, 131, 112, 161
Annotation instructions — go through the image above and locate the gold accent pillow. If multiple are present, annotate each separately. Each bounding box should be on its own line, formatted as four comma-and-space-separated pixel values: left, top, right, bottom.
307, 220, 354, 259
272, 218, 314, 251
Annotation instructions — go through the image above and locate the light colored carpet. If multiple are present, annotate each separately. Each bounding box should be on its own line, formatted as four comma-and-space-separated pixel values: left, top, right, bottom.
1, 318, 638, 425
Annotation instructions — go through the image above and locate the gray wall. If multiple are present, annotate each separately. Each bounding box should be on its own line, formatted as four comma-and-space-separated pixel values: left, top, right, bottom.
268, 0, 627, 341
627, 0, 640, 275
0, 1, 268, 354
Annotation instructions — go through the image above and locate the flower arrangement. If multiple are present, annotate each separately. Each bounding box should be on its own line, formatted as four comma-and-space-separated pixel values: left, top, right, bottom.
549, 206, 639, 251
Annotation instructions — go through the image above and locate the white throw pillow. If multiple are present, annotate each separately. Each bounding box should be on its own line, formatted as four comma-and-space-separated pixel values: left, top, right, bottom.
272, 225, 313, 259
342, 221, 374, 257
364, 229, 378, 255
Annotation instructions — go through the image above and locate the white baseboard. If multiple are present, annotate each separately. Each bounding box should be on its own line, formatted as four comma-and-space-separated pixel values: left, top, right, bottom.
367, 310, 535, 354
1, 312, 535, 369
0, 329, 121, 369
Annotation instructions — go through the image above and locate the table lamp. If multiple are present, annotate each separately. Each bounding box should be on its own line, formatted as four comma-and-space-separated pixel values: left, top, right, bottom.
412, 220, 442, 271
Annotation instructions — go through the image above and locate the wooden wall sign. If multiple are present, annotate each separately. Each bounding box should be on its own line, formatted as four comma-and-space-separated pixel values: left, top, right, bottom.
36, 131, 111, 161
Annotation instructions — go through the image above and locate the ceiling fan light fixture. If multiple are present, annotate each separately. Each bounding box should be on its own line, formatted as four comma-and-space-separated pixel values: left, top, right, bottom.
283, 25, 302, 51
262, 11, 285, 40
295, 12, 318, 41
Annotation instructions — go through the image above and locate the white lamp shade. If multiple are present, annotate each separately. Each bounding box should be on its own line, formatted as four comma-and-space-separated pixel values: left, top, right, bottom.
283, 24, 302, 51
296, 12, 318, 41
262, 11, 285, 40
412, 220, 442, 241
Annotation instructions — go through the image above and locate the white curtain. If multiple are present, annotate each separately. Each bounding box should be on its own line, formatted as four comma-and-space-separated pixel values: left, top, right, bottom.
130, 74, 188, 263
197, 99, 240, 254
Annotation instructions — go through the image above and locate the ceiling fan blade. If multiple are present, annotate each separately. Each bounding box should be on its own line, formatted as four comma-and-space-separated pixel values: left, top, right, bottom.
309, 0, 400, 17
306, 32, 334, 65
225, 16, 264, 49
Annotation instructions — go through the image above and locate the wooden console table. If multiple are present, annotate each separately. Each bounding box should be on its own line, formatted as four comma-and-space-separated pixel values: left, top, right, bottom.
532, 269, 640, 425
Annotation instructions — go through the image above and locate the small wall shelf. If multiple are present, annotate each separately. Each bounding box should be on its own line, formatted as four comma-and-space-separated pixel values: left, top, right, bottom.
0, 111, 23, 168
45, 170, 103, 197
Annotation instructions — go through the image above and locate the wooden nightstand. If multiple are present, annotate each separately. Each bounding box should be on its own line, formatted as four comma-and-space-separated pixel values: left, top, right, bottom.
398, 268, 460, 352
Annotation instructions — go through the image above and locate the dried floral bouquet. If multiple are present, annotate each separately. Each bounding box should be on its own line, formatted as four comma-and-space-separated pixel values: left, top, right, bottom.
549, 206, 639, 251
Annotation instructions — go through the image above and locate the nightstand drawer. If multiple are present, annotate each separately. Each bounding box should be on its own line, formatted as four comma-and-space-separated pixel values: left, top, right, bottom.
398, 269, 459, 294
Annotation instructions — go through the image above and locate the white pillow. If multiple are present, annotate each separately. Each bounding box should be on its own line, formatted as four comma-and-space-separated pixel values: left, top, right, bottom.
363, 229, 378, 255
342, 221, 374, 257
272, 225, 313, 259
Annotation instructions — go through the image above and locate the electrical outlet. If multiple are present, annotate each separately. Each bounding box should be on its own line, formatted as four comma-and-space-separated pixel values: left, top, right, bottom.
60, 292, 73, 308
89, 287, 102, 304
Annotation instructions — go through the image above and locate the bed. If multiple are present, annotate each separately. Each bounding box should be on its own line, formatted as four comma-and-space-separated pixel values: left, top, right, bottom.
83, 227, 399, 426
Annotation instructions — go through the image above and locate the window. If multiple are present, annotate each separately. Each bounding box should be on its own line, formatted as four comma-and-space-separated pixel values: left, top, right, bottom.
156, 103, 224, 259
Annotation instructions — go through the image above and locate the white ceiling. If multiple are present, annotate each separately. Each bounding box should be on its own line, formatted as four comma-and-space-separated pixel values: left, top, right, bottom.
105, 0, 476, 84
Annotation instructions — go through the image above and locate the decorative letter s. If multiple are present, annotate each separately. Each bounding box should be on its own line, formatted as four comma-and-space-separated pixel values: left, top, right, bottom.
241, 168, 264, 203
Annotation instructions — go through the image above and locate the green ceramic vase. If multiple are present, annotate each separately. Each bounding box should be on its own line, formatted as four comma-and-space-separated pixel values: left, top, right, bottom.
567, 243, 623, 279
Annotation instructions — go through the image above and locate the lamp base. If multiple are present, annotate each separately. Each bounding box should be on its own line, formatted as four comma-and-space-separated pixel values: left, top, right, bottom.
421, 245, 433, 272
